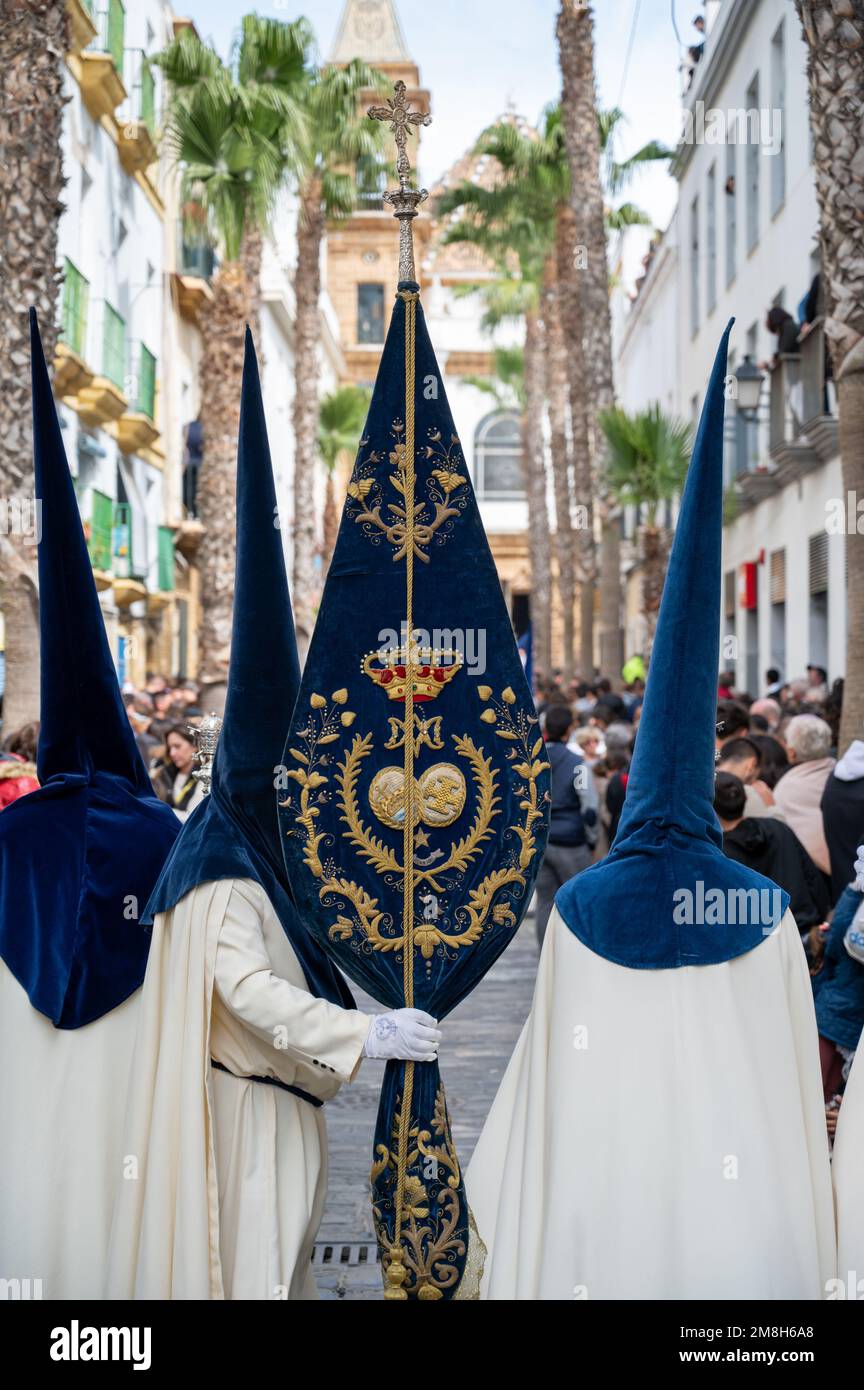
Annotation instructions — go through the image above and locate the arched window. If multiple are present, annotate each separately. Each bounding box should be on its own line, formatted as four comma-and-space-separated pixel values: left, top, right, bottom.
473, 412, 524, 500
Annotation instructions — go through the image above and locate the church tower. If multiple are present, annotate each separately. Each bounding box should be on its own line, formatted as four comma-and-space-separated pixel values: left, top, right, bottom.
326, 0, 431, 384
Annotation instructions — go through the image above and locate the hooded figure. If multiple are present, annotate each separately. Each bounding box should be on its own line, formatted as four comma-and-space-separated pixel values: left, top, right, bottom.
0, 312, 180, 1298
466, 323, 835, 1300
105, 332, 438, 1302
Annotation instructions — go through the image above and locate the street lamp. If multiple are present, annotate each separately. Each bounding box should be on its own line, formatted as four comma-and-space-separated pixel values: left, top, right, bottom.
734, 354, 765, 418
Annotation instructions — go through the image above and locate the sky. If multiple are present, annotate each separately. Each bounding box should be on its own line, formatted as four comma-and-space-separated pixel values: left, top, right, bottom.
189, 0, 699, 283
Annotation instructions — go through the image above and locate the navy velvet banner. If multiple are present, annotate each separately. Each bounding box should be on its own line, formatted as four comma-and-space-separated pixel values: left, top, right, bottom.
279, 288, 550, 1297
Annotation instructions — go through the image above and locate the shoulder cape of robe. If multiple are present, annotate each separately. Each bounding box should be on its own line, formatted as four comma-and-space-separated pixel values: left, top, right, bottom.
466, 906, 835, 1300
105, 878, 368, 1300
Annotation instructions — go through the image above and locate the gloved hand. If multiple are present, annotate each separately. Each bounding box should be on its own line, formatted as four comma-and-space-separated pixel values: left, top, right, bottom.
363, 1008, 441, 1062
854, 844, 864, 892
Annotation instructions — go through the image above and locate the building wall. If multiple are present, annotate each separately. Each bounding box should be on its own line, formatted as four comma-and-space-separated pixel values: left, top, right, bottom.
58, 0, 175, 688
616, 0, 844, 689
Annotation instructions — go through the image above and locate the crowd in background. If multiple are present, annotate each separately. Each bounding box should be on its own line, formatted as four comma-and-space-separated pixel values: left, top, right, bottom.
535, 657, 864, 1136
0, 672, 208, 820
4, 651, 863, 1133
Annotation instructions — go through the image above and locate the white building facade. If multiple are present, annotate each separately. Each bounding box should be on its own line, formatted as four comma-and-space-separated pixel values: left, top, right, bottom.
614, 0, 845, 695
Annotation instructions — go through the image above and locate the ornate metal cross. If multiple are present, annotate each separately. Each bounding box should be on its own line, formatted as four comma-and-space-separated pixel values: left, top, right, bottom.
368, 80, 432, 283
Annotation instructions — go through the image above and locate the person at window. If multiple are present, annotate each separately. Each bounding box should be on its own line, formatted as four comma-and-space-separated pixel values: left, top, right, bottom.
760, 306, 801, 370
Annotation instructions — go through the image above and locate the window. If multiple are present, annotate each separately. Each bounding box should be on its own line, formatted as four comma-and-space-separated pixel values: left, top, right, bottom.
725, 142, 737, 286
356, 154, 386, 210
689, 195, 700, 337
357, 283, 385, 344
60, 259, 89, 357
140, 58, 155, 133
87, 489, 113, 572
102, 303, 126, 390
770, 21, 786, 216
107, 0, 125, 74
135, 344, 156, 419
746, 73, 760, 253
473, 413, 524, 499
706, 163, 717, 315
157, 525, 175, 592
808, 531, 829, 669
769, 548, 787, 676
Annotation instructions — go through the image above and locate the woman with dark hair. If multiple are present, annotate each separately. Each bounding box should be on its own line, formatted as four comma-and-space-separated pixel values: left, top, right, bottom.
761, 306, 801, 369
156, 723, 204, 820
750, 734, 790, 790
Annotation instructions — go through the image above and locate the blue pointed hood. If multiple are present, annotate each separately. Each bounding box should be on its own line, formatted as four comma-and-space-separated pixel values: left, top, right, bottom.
31, 309, 152, 788
0, 311, 180, 1027
143, 330, 353, 1008
556, 321, 789, 967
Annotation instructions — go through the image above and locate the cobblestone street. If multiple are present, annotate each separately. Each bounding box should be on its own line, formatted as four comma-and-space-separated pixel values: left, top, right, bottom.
313, 908, 539, 1298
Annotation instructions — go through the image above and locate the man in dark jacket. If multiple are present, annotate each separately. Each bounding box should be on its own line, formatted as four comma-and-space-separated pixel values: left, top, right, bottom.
821, 738, 864, 905
714, 773, 829, 933
535, 705, 599, 946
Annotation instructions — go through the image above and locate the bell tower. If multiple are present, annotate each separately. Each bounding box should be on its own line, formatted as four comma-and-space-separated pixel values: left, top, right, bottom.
327, 0, 431, 384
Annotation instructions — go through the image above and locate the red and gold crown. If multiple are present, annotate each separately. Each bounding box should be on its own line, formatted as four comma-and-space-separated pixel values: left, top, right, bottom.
361, 647, 462, 702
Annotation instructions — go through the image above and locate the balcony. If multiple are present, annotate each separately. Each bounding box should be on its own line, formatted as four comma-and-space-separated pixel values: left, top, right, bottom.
111, 500, 148, 606
115, 341, 160, 453
54, 341, 94, 398
67, 0, 98, 54
117, 49, 157, 174
768, 333, 834, 485
77, 2, 127, 121
76, 375, 127, 428
174, 236, 216, 320
798, 319, 839, 462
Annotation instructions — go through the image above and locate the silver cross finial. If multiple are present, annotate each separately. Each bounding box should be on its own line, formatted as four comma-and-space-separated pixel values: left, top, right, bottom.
368, 81, 432, 284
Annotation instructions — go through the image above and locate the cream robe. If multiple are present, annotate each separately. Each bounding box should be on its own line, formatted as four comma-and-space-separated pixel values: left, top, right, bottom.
105, 877, 369, 1300
832, 1040, 864, 1289
467, 906, 835, 1300
0, 962, 140, 1299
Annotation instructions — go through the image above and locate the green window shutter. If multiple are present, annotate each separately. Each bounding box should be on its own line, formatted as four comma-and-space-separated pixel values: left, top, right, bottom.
137, 344, 156, 418
107, 0, 125, 74
113, 501, 133, 575
157, 526, 175, 592
61, 260, 89, 357
140, 59, 155, 133
88, 490, 114, 571
102, 303, 125, 390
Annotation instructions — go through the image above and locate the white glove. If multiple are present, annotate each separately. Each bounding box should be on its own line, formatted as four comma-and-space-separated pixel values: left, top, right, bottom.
363, 1008, 441, 1062
854, 844, 864, 892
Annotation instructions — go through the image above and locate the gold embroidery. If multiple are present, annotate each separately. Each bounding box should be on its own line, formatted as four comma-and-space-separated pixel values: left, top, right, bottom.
372, 1086, 467, 1301
346, 420, 470, 563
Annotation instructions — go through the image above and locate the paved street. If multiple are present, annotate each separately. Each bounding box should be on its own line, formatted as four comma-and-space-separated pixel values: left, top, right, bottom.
313, 907, 540, 1298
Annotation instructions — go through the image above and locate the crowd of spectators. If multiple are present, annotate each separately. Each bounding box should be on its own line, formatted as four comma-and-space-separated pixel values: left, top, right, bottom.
536, 659, 864, 1135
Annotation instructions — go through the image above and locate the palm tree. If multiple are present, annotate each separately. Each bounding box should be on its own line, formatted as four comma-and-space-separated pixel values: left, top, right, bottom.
599, 106, 672, 231
154, 17, 311, 700
556, 2, 623, 683
438, 175, 555, 679
317, 384, 370, 564
289, 61, 386, 649
0, 0, 69, 732
795, 0, 864, 755
600, 404, 693, 656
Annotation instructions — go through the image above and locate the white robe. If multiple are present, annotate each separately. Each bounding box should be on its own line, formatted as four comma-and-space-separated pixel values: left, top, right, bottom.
0, 961, 140, 1299
832, 1040, 864, 1290
467, 906, 835, 1300
105, 877, 369, 1300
